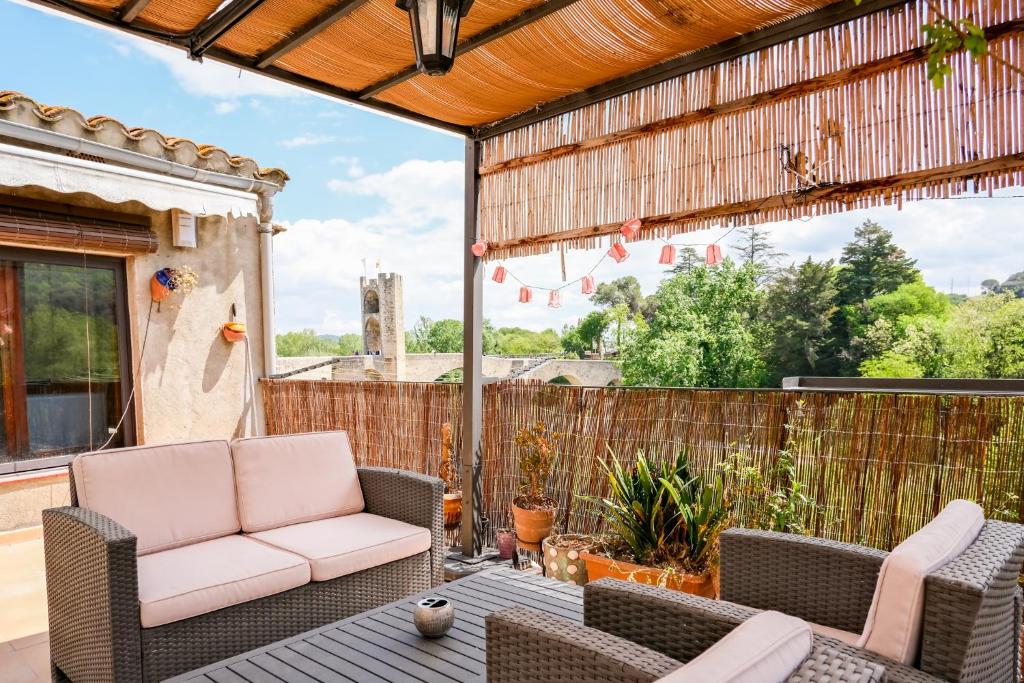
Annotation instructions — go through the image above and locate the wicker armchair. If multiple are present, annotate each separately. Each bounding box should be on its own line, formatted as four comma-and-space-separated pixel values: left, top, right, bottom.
486, 580, 912, 682
719, 521, 1024, 682
44, 465, 444, 682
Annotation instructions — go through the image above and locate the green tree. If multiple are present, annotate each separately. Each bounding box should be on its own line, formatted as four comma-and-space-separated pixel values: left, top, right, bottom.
406, 316, 434, 352
830, 220, 919, 373
561, 311, 610, 358
591, 276, 650, 318
670, 247, 704, 274
620, 260, 767, 387
860, 352, 926, 378
998, 271, 1024, 298
276, 329, 340, 357
493, 327, 560, 355
426, 319, 464, 353
763, 258, 838, 383
337, 333, 363, 355
731, 225, 786, 283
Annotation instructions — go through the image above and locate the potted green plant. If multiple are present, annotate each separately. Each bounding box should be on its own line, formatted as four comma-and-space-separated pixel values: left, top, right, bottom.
580, 450, 728, 598
542, 533, 595, 586
439, 423, 461, 529
511, 422, 561, 544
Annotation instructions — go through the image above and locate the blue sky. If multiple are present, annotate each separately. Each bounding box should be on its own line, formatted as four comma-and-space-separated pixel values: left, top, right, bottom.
4, 0, 1024, 338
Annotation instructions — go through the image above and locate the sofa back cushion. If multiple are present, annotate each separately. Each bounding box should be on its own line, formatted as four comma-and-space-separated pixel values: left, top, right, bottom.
857, 499, 984, 664
71, 440, 239, 556
231, 431, 364, 533
658, 611, 812, 682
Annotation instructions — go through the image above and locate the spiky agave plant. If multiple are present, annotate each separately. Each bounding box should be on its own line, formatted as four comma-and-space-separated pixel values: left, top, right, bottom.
597, 448, 729, 574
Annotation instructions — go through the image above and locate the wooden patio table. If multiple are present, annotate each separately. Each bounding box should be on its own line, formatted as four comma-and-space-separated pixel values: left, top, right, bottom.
167, 568, 583, 683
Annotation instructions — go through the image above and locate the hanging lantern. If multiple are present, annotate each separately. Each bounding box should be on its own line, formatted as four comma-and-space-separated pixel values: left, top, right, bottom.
608, 242, 629, 263
471, 239, 487, 257
620, 218, 641, 241
518, 286, 533, 303
492, 265, 507, 283
658, 244, 677, 265
396, 0, 475, 76
706, 244, 723, 265
581, 275, 595, 295
548, 290, 562, 308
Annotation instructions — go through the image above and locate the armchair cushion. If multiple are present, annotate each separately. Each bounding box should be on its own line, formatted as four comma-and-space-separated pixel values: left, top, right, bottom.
858, 499, 984, 664
231, 431, 365, 532
249, 512, 431, 581
71, 440, 239, 556
658, 611, 812, 683
137, 535, 310, 628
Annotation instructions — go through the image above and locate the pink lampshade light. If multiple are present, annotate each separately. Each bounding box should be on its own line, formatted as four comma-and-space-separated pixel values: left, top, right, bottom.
471, 240, 487, 257
548, 290, 561, 308
706, 244, 723, 265
581, 275, 595, 295
620, 219, 641, 241
492, 265, 507, 283
658, 244, 677, 265
608, 242, 629, 263
518, 286, 533, 303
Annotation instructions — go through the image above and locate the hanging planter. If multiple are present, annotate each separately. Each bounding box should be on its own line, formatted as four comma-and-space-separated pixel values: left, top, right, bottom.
150, 266, 199, 305
222, 321, 247, 343
150, 268, 173, 302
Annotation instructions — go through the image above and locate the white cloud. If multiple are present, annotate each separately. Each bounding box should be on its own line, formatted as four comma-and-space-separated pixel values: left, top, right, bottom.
125, 40, 299, 100
213, 100, 239, 115
329, 155, 365, 178
276, 159, 1024, 334
280, 133, 337, 148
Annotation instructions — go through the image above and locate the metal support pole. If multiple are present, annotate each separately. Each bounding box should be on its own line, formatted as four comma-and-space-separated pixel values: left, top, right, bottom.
461, 137, 483, 557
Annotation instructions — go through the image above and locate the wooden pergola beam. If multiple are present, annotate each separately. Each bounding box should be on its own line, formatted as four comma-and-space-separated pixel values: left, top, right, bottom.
358, 0, 583, 101
475, 0, 913, 139
255, 0, 372, 69
116, 0, 151, 23
479, 17, 1024, 177
485, 152, 1024, 253
191, 0, 267, 58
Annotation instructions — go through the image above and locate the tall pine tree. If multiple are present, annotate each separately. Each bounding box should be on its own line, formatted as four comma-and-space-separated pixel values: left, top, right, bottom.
731, 225, 787, 283
764, 258, 838, 384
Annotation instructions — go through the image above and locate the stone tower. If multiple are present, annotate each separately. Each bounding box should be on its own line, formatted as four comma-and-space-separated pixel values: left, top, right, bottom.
359, 273, 405, 380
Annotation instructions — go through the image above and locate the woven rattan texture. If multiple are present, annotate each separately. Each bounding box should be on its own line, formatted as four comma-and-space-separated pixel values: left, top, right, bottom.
922, 521, 1024, 682
43, 506, 142, 682
49, 466, 443, 681
585, 579, 938, 683
719, 528, 888, 633
357, 466, 445, 586
486, 606, 681, 683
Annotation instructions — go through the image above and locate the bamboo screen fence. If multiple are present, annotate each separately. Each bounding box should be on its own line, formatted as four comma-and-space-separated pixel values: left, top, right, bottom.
261, 379, 1024, 551
479, 0, 1024, 259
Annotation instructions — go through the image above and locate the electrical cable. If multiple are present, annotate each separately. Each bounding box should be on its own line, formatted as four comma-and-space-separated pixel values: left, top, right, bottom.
96, 298, 154, 451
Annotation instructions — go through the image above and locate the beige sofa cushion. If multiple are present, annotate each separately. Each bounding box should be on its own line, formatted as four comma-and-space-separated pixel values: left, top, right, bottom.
249, 513, 431, 581
857, 499, 984, 664
137, 535, 310, 628
658, 611, 812, 682
231, 431, 365, 533
71, 441, 239, 556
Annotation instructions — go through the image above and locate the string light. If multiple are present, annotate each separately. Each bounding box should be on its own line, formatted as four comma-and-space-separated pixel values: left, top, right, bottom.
608, 242, 630, 263
492, 265, 507, 283
620, 218, 641, 240
471, 240, 487, 257
658, 244, 676, 265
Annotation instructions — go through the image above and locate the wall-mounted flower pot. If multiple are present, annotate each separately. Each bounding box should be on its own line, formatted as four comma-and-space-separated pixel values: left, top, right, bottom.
150, 273, 172, 302
511, 498, 557, 544
542, 534, 595, 586
443, 491, 462, 529
580, 551, 716, 598
222, 321, 247, 343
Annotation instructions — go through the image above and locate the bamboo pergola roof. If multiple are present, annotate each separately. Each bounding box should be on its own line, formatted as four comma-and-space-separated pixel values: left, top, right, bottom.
24, 0, 1024, 259
35, 0, 890, 135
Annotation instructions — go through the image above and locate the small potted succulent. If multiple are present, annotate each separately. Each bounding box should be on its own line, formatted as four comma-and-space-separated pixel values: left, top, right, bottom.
511, 422, 561, 544
439, 423, 461, 529
580, 449, 728, 598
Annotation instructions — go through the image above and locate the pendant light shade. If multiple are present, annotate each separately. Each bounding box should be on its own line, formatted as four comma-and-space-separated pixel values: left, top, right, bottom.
658, 244, 677, 265
492, 265, 507, 283
396, 0, 474, 76
706, 244, 723, 265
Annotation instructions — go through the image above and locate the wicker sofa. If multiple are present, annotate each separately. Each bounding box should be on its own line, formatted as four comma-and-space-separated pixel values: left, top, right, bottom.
487, 581, 905, 682
43, 431, 444, 682
719, 517, 1024, 682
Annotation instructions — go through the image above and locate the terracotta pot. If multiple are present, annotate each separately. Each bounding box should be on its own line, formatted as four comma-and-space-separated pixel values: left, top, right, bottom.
511, 500, 556, 544
495, 529, 516, 560
443, 492, 462, 529
150, 275, 172, 302
222, 324, 246, 343
580, 551, 717, 598
542, 534, 595, 586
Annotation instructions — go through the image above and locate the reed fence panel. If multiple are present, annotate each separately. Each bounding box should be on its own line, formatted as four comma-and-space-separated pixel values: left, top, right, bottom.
261, 379, 1024, 551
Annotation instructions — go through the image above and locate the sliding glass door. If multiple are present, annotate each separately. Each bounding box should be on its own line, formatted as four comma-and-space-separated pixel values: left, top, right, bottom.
0, 248, 134, 471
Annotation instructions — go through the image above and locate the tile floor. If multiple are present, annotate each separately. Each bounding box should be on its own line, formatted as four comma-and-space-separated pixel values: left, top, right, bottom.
0, 527, 49, 683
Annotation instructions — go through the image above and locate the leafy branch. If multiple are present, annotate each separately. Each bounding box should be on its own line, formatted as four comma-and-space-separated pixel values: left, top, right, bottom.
855, 0, 1023, 87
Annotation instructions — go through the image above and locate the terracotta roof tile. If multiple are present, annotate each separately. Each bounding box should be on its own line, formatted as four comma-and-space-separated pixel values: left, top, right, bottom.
0, 91, 288, 188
